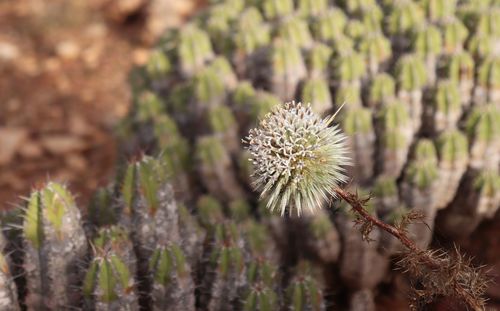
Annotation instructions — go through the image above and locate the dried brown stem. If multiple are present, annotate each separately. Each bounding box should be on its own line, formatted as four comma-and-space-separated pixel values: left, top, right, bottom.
334, 187, 486, 311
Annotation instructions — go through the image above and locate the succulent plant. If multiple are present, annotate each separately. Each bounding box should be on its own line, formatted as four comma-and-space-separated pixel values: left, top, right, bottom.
2, 0, 498, 310
401, 139, 440, 247
83, 226, 140, 311
23, 182, 87, 310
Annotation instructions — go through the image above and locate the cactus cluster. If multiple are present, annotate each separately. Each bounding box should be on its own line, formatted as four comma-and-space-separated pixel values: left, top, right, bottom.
117, 0, 498, 308
0, 0, 498, 309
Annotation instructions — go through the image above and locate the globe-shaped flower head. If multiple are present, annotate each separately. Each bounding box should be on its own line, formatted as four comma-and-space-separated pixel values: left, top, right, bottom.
246, 101, 350, 216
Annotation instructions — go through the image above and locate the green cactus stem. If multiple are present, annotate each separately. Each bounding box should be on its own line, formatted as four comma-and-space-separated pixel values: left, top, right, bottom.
466, 104, 500, 170
367, 73, 396, 109
412, 25, 442, 85
342, 107, 376, 184
195, 136, 245, 202
401, 139, 440, 247
23, 182, 87, 310
0, 251, 20, 311
376, 99, 413, 177
301, 78, 332, 115
474, 56, 500, 105
358, 33, 392, 77
83, 227, 139, 311
435, 130, 469, 210
268, 39, 307, 100
395, 53, 427, 131
427, 80, 462, 134
149, 245, 195, 311
177, 25, 214, 78
311, 8, 347, 43
285, 261, 326, 311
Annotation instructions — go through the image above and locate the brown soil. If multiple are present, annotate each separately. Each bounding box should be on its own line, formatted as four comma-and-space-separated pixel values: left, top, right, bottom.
0, 0, 202, 209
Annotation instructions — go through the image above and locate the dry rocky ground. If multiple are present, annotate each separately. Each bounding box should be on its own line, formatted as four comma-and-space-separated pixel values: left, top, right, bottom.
0, 0, 202, 208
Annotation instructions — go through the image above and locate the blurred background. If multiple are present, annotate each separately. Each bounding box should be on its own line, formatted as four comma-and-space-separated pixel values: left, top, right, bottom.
0, 0, 204, 206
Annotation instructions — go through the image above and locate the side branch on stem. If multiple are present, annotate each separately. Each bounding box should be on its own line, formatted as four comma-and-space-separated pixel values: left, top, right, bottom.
334, 187, 488, 311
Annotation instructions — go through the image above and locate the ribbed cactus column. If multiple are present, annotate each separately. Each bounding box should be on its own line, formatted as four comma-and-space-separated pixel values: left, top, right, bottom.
261, 0, 294, 19
277, 16, 313, 49
385, 0, 425, 52
120, 156, 197, 310
207, 105, 240, 154
0, 250, 19, 310
444, 51, 475, 108
335, 197, 389, 291
349, 289, 376, 311
232, 8, 271, 77
395, 53, 427, 132
441, 17, 468, 55
23, 182, 87, 310
297, 0, 328, 17
285, 261, 326, 311
358, 33, 392, 78
148, 244, 195, 311
376, 99, 413, 177
302, 210, 341, 264
434, 130, 469, 210
372, 176, 400, 217
177, 25, 214, 78
342, 107, 375, 184
204, 223, 247, 311
367, 73, 396, 109
412, 25, 442, 85
401, 139, 439, 248
311, 8, 347, 43
332, 51, 365, 90
242, 255, 280, 310
438, 170, 500, 238
474, 56, 500, 105
268, 40, 307, 100
426, 80, 461, 134
195, 135, 245, 202
305, 43, 332, 79
421, 0, 457, 24
83, 227, 139, 311
301, 77, 332, 115
192, 66, 226, 111
466, 104, 500, 170
121, 156, 180, 241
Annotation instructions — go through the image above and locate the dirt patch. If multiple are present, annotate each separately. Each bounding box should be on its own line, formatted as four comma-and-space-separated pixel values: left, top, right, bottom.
0, 0, 203, 208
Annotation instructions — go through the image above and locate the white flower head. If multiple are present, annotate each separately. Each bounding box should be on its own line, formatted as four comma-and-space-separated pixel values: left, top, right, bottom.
246, 101, 351, 216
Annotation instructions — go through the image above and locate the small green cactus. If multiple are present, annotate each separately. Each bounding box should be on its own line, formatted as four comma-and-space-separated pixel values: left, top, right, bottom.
435, 130, 469, 209
23, 182, 87, 310
177, 25, 214, 77
428, 80, 462, 133
367, 73, 396, 109
149, 245, 195, 311
285, 261, 325, 311
83, 227, 139, 310
442, 17, 469, 55
358, 33, 392, 77
466, 104, 500, 169
421, 0, 457, 22
277, 16, 313, 48
301, 77, 332, 115
268, 39, 307, 100
377, 99, 413, 177
311, 8, 347, 42
261, 0, 294, 19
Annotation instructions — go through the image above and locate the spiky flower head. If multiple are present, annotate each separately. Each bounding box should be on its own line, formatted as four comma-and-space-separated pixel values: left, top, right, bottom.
246, 101, 350, 216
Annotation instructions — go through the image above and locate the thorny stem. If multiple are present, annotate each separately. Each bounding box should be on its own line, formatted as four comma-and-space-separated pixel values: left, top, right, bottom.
333, 187, 484, 311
